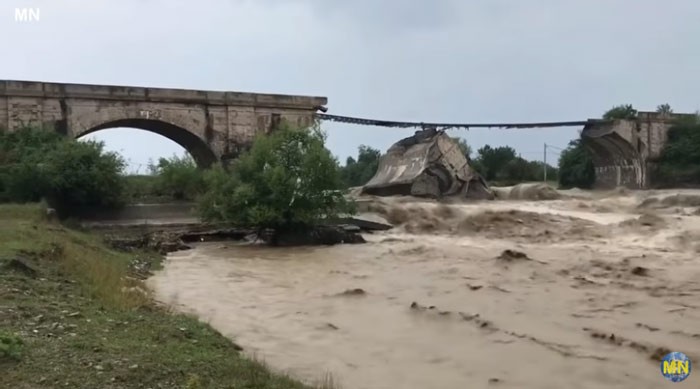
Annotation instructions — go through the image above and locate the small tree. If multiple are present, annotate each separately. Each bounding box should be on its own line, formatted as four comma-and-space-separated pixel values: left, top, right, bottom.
656, 103, 673, 116
0, 127, 126, 210
150, 153, 204, 200
501, 157, 533, 183
197, 165, 239, 220
198, 124, 353, 231
0, 128, 61, 202
450, 137, 472, 159
603, 104, 637, 120
654, 118, 700, 186
474, 145, 517, 180
558, 139, 595, 189
42, 139, 126, 209
340, 145, 381, 187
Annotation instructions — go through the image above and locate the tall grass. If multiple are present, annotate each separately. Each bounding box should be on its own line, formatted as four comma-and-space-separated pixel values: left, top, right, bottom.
0, 203, 148, 310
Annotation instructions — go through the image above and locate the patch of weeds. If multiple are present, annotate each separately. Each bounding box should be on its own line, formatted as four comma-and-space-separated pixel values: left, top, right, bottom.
186, 374, 203, 389
0, 331, 24, 361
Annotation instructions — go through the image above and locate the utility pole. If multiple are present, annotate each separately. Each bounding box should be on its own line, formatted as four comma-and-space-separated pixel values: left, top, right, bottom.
543, 143, 547, 183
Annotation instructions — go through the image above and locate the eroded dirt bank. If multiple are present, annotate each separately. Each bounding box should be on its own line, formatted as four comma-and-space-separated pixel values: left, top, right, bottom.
148, 189, 700, 389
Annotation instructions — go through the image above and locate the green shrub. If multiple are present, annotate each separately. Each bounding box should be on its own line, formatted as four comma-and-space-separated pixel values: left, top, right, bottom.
123, 175, 161, 202
602, 104, 637, 120
474, 145, 517, 181
198, 123, 353, 230
0, 331, 23, 361
0, 127, 126, 212
558, 139, 595, 189
149, 154, 205, 201
340, 145, 380, 187
42, 139, 126, 209
654, 116, 700, 187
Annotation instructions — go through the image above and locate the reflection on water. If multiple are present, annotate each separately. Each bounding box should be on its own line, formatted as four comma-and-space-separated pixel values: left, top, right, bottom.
149, 196, 700, 389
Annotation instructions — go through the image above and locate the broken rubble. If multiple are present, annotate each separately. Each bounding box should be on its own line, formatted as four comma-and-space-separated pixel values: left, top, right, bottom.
362, 128, 493, 200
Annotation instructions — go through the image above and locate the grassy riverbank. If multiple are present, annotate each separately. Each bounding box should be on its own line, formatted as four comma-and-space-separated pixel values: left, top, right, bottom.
0, 204, 319, 389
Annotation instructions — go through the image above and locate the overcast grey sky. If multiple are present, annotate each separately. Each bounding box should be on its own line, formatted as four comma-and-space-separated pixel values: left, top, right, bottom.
2, 0, 699, 172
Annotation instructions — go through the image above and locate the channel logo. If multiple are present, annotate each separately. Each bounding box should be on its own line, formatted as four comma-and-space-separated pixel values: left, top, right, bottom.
661, 352, 691, 383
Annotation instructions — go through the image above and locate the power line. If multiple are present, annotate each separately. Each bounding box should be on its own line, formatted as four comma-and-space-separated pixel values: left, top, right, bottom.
517, 150, 561, 155
545, 144, 567, 151
316, 113, 606, 130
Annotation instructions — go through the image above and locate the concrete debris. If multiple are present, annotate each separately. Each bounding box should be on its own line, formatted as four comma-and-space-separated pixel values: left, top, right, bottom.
362, 128, 493, 200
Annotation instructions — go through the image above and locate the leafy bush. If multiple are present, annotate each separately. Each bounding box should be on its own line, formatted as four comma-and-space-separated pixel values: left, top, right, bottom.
474, 145, 517, 181
657, 103, 673, 115
0, 331, 23, 361
0, 127, 126, 212
603, 104, 637, 120
0, 127, 60, 202
558, 139, 595, 189
501, 157, 537, 183
198, 124, 353, 230
653, 116, 700, 187
657, 119, 700, 166
340, 145, 381, 187
123, 175, 160, 202
148, 154, 205, 200
42, 139, 126, 209
450, 137, 472, 159
197, 164, 239, 219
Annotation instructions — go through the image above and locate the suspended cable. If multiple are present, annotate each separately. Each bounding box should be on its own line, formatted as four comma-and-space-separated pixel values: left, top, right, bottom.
545, 144, 567, 151
315, 113, 606, 130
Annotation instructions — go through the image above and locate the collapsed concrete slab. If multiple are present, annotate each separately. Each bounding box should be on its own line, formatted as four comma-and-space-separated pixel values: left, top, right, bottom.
362, 128, 494, 200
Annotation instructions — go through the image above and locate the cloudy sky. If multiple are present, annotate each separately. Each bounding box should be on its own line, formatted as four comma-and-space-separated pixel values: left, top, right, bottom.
2, 0, 699, 172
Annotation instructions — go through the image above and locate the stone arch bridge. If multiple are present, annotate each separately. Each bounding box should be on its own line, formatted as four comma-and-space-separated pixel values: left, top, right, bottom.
581, 112, 695, 189
0, 80, 327, 167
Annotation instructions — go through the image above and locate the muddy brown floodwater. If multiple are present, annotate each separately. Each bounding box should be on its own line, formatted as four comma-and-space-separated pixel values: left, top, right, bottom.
148, 189, 700, 389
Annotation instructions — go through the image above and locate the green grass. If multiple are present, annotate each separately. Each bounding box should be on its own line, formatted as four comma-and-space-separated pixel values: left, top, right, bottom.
123, 174, 174, 204
0, 203, 318, 389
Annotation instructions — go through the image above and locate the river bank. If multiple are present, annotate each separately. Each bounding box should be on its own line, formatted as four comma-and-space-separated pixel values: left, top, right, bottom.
0, 204, 326, 389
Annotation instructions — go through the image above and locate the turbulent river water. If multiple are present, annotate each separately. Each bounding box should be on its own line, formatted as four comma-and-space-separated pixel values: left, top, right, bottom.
148, 189, 700, 389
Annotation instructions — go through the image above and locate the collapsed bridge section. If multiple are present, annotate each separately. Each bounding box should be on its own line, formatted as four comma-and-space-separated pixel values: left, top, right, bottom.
362, 128, 493, 200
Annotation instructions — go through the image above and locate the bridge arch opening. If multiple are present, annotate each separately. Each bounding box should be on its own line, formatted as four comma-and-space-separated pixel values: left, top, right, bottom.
77, 119, 218, 169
